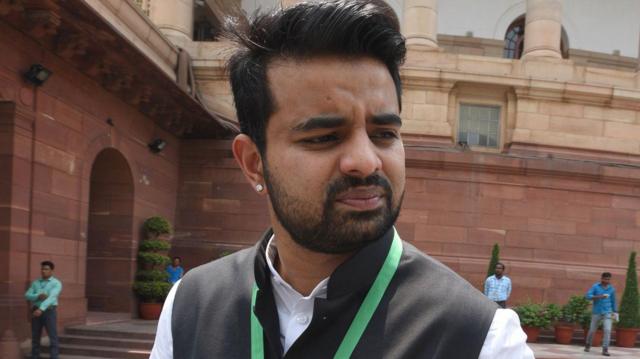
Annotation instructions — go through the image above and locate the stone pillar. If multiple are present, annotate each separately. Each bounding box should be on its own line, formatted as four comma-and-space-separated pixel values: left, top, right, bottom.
149, 0, 194, 42
522, 0, 562, 59
403, 0, 438, 49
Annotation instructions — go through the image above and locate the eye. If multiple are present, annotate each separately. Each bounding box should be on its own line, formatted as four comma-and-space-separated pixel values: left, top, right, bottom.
371, 130, 399, 140
301, 133, 340, 144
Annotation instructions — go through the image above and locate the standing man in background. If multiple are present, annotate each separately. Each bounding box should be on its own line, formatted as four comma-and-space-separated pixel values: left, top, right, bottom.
166, 256, 184, 285
584, 272, 617, 356
24, 260, 62, 359
484, 262, 512, 308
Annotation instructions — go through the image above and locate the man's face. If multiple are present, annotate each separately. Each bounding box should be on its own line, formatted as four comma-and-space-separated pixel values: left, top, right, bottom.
41, 265, 53, 279
495, 264, 504, 276
601, 276, 611, 286
173, 258, 181, 267
263, 57, 405, 253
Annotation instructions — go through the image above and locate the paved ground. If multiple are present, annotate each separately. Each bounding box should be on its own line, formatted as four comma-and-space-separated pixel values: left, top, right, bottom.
530, 343, 640, 358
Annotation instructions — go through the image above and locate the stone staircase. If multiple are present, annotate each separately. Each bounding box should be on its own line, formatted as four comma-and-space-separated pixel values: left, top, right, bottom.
35, 319, 155, 358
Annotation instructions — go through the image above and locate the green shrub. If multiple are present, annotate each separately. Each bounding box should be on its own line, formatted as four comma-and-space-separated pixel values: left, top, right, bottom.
560, 295, 590, 324
618, 251, 640, 328
143, 216, 172, 237
139, 240, 171, 252
138, 252, 171, 266
486, 243, 500, 278
513, 302, 552, 328
133, 281, 171, 302
136, 270, 169, 282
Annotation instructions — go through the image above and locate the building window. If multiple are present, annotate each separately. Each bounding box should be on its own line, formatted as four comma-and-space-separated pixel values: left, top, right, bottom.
504, 16, 525, 59
458, 104, 500, 148
504, 16, 569, 59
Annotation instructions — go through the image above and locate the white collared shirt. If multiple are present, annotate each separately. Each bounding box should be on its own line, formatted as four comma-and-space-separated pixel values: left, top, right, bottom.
151, 237, 534, 358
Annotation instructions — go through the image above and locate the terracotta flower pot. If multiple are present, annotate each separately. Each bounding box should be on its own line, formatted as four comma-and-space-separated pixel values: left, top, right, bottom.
139, 302, 163, 320
615, 328, 639, 348
522, 326, 541, 343
555, 324, 575, 344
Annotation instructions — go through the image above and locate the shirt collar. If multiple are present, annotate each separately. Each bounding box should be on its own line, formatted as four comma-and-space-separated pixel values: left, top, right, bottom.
265, 235, 329, 313
254, 227, 396, 299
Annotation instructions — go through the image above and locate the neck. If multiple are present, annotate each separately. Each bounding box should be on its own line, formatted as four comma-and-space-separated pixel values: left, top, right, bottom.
495, 274, 502, 278
272, 230, 352, 296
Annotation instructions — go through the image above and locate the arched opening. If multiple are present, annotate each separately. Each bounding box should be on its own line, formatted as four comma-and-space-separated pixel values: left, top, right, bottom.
503, 15, 569, 59
85, 148, 135, 314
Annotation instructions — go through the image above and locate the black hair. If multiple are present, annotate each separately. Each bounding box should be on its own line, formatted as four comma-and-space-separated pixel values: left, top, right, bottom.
602, 272, 612, 278
41, 261, 55, 270
226, 0, 406, 154
495, 262, 505, 270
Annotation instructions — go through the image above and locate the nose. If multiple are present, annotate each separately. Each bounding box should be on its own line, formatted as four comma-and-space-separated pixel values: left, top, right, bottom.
338, 130, 382, 178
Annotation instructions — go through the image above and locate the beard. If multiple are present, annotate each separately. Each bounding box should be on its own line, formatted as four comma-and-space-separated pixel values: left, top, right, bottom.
264, 165, 403, 254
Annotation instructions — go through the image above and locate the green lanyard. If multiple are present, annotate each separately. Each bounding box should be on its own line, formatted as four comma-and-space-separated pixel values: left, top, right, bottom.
251, 232, 403, 359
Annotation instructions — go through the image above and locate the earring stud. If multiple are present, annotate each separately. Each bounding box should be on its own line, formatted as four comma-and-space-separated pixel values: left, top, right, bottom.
255, 184, 264, 192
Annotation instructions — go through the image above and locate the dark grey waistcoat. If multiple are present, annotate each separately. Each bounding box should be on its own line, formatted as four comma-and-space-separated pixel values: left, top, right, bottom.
172, 229, 497, 358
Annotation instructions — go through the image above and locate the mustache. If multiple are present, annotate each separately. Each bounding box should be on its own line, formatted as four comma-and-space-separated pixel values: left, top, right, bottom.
326, 174, 393, 200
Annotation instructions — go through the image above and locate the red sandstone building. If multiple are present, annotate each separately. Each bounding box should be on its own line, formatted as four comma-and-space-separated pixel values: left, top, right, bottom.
1, 0, 640, 356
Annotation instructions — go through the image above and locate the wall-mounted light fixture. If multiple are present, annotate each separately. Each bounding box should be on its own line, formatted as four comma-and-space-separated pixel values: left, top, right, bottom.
148, 138, 167, 153
24, 64, 52, 86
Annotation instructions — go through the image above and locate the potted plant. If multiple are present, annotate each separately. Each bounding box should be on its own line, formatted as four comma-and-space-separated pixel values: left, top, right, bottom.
134, 216, 173, 319
513, 302, 552, 343
553, 295, 590, 344
616, 251, 640, 347
143, 216, 173, 240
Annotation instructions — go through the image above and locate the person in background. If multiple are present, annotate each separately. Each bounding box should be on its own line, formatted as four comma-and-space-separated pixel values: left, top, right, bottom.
166, 256, 184, 285
24, 260, 62, 359
584, 272, 617, 357
484, 262, 512, 308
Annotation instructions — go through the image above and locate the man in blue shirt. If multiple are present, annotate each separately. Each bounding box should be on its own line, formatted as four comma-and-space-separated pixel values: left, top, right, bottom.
584, 272, 617, 356
166, 256, 184, 285
484, 262, 512, 308
24, 260, 62, 359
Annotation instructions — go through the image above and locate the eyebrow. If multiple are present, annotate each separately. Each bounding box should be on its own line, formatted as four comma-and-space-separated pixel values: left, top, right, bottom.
371, 113, 402, 126
291, 116, 346, 132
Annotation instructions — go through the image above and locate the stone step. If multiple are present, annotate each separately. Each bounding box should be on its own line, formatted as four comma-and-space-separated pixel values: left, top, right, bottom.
60, 334, 153, 350
42, 344, 151, 359
64, 327, 155, 341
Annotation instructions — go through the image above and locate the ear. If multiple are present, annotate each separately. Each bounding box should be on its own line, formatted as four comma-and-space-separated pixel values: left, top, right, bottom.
232, 134, 266, 195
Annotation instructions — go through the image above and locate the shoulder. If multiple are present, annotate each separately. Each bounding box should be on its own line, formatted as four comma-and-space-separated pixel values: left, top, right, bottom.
175, 246, 256, 301
399, 241, 496, 310
52, 277, 62, 286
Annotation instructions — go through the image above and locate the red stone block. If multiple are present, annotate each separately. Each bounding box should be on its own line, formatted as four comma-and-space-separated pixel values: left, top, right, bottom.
528, 218, 576, 235
501, 246, 535, 259
616, 227, 640, 241
409, 241, 443, 255
442, 243, 493, 257
475, 214, 529, 231
576, 222, 616, 238
549, 203, 591, 222
591, 208, 637, 227
567, 191, 612, 208
534, 249, 588, 264
52, 98, 84, 133
426, 211, 474, 227
415, 224, 467, 243
553, 234, 603, 254
611, 196, 640, 210
394, 222, 415, 241
502, 199, 549, 218
467, 228, 505, 246
506, 230, 556, 249
479, 184, 525, 200
526, 187, 569, 201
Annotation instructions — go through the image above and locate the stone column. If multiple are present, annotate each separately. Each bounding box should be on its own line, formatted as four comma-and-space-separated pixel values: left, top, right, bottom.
403, 0, 438, 49
522, 0, 562, 58
149, 0, 194, 42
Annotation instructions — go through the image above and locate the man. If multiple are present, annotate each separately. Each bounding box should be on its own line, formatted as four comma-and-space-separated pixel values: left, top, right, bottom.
484, 262, 512, 308
166, 256, 184, 285
24, 260, 62, 359
584, 272, 617, 356
151, 1, 532, 358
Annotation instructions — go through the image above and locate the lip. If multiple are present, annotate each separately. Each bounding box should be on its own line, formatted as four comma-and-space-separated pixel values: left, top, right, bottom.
335, 186, 385, 211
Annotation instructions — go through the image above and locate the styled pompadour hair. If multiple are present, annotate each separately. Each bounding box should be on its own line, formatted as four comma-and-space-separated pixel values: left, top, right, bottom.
226, 0, 406, 154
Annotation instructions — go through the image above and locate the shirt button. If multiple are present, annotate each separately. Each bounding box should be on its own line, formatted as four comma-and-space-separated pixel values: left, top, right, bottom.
295, 315, 309, 325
